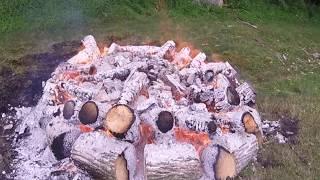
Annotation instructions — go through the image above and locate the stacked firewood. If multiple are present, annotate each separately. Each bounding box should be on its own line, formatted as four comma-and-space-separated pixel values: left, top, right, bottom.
14, 35, 263, 180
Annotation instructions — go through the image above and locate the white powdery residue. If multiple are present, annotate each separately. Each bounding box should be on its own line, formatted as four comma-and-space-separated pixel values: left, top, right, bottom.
145, 143, 199, 165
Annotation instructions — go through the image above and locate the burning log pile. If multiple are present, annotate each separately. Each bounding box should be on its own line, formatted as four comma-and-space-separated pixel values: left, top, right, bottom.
14, 35, 264, 180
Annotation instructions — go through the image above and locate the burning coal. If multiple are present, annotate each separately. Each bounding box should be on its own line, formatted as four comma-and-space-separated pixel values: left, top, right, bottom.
13, 35, 263, 180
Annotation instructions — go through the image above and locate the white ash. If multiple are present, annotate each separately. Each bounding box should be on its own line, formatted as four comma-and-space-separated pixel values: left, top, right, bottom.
174, 103, 213, 133
261, 119, 290, 144
71, 131, 138, 179
236, 82, 256, 105
12, 35, 264, 179
144, 142, 202, 179
213, 105, 263, 134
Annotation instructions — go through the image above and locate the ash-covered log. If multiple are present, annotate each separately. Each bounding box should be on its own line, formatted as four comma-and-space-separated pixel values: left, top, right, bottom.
201, 132, 258, 180
68, 35, 101, 64
145, 143, 202, 179
71, 131, 138, 180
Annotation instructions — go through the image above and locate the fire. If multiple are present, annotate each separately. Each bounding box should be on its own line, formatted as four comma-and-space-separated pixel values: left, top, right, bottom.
62, 71, 80, 81
174, 127, 211, 153
175, 41, 201, 59
139, 123, 155, 144
79, 124, 94, 133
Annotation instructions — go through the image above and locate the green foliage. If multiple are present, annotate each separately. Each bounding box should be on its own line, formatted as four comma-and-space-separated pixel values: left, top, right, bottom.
1, 0, 319, 33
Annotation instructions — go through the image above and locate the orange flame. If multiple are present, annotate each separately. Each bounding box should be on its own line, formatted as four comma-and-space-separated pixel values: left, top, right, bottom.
79, 124, 94, 133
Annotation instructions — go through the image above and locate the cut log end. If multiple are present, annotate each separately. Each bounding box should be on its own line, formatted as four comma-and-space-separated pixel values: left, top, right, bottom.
207, 121, 217, 134
79, 101, 99, 125
226, 86, 240, 106
215, 147, 236, 180
204, 70, 215, 83
105, 104, 135, 134
115, 154, 129, 180
156, 111, 174, 133
242, 112, 258, 134
63, 100, 75, 119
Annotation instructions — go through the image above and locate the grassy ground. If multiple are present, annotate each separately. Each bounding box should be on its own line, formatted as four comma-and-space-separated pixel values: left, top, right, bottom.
0, 0, 320, 179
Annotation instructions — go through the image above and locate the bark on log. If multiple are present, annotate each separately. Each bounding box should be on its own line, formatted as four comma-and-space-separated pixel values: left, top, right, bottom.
145, 143, 202, 179
174, 104, 213, 133
201, 133, 258, 179
119, 71, 149, 105
214, 105, 263, 139
236, 82, 256, 106
71, 132, 137, 180
107, 40, 175, 59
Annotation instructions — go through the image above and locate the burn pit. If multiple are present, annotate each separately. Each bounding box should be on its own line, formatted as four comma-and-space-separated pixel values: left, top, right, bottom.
13, 35, 263, 180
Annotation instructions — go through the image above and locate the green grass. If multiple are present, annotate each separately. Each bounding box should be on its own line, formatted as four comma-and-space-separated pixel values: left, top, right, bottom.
0, 0, 320, 179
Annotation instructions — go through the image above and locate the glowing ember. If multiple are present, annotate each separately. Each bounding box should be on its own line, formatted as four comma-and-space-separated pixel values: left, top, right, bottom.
174, 127, 211, 152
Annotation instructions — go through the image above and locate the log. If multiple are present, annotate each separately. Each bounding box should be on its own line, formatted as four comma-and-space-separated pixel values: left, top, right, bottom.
94, 61, 146, 82
145, 143, 202, 179
104, 104, 135, 134
214, 105, 263, 138
174, 104, 213, 133
201, 133, 258, 179
236, 82, 256, 106
71, 132, 137, 180
118, 71, 149, 105
172, 47, 193, 69
68, 35, 100, 64
46, 117, 75, 143
50, 130, 81, 160
190, 52, 206, 68
213, 74, 233, 112
156, 40, 176, 58
63, 82, 95, 102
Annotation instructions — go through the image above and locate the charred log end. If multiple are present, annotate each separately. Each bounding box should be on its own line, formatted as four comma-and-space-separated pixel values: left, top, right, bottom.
104, 104, 135, 134
156, 111, 174, 133
89, 65, 97, 75
204, 70, 215, 83
113, 70, 130, 81
226, 86, 240, 106
163, 49, 174, 61
207, 121, 217, 134
51, 131, 81, 160
79, 101, 99, 125
241, 112, 258, 134
215, 147, 236, 180
63, 100, 75, 119
51, 133, 67, 160
115, 154, 129, 180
